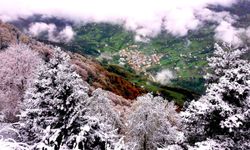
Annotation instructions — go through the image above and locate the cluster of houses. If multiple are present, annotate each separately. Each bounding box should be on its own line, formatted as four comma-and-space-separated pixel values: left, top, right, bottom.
119, 45, 163, 73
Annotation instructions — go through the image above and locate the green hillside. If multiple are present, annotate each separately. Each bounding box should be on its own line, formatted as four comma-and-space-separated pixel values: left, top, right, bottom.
63, 23, 217, 104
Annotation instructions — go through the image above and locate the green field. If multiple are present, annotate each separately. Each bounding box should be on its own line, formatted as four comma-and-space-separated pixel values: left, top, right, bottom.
63, 23, 216, 104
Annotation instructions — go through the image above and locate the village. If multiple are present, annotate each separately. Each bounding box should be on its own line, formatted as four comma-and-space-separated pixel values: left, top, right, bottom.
119, 45, 163, 73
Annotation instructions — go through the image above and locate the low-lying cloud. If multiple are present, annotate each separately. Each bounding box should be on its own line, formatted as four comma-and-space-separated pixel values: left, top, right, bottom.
215, 21, 244, 46
155, 69, 176, 85
28, 22, 74, 43
0, 0, 246, 44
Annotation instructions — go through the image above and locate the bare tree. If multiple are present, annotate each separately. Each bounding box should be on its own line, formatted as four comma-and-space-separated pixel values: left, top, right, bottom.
126, 94, 184, 150
0, 44, 42, 122
87, 88, 124, 132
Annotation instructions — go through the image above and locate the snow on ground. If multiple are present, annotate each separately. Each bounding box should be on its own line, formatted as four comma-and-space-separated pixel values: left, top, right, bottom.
0, 122, 30, 150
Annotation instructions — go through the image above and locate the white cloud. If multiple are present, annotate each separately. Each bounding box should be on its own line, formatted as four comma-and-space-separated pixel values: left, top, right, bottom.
214, 21, 245, 47
28, 22, 74, 43
198, 8, 237, 24
155, 69, 175, 85
29, 22, 56, 39
58, 26, 75, 43
0, 0, 238, 40
163, 7, 201, 36
245, 27, 250, 39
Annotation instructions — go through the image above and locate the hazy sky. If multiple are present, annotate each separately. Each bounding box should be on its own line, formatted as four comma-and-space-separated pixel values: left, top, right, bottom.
0, 0, 246, 45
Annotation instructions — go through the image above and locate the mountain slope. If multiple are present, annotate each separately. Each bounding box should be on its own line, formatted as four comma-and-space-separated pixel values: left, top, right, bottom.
0, 21, 145, 100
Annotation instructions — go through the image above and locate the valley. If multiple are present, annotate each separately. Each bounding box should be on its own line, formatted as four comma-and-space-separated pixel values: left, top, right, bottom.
8, 0, 250, 105
57, 23, 215, 105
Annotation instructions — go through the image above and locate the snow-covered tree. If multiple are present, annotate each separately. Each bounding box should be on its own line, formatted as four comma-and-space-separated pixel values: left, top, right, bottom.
0, 44, 42, 122
186, 138, 229, 150
87, 88, 124, 132
205, 43, 248, 83
126, 94, 184, 150
18, 48, 121, 150
182, 43, 250, 149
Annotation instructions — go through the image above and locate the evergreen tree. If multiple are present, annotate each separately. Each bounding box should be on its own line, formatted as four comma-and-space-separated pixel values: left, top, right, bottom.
18, 48, 119, 150
182, 43, 250, 149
